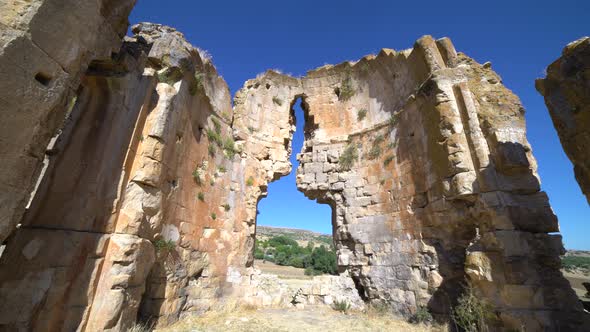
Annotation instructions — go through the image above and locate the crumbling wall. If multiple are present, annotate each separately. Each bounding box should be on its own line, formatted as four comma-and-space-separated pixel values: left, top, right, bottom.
292, 37, 588, 330
0, 23, 243, 331
0, 5, 587, 331
536, 36, 590, 204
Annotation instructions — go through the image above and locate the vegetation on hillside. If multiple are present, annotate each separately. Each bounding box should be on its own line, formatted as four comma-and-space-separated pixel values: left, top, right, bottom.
255, 235, 337, 276
562, 255, 590, 274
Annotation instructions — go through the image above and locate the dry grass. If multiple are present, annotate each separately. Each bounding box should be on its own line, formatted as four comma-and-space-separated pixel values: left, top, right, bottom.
254, 259, 312, 280
156, 305, 446, 332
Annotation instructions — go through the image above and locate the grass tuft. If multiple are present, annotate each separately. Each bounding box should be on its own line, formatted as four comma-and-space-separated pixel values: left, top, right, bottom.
206, 128, 222, 147
212, 117, 221, 134
197, 192, 205, 201
332, 300, 351, 313
223, 136, 238, 159
153, 239, 176, 252
409, 306, 433, 325
357, 109, 368, 121
272, 96, 283, 106
189, 71, 205, 95
246, 176, 255, 186
338, 76, 355, 101
338, 144, 358, 171
383, 155, 394, 166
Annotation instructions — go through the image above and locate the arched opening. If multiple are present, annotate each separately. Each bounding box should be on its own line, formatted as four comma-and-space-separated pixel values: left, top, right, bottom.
254, 97, 337, 279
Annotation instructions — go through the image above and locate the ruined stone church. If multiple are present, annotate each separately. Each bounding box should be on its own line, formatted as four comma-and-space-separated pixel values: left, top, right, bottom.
0, 1, 588, 331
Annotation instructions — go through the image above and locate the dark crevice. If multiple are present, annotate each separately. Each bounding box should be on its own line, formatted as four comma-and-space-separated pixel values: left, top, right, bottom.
34, 72, 52, 86
351, 273, 369, 301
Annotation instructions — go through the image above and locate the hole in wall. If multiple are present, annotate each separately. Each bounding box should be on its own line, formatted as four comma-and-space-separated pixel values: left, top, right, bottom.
254, 97, 335, 280
34, 72, 52, 86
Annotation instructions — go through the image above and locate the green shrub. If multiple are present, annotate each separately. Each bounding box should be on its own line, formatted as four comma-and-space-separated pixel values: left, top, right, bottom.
139, 135, 144, 142
452, 285, 494, 332
218, 165, 226, 173
561, 255, 590, 271
246, 176, 255, 186
373, 134, 384, 145
332, 300, 351, 313
368, 145, 381, 160
409, 306, 433, 324
212, 117, 221, 134
338, 144, 358, 171
197, 192, 205, 201
272, 96, 283, 106
338, 76, 355, 101
153, 239, 176, 252
383, 155, 394, 166
248, 126, 256, 134
206, 128, 222, 146
157, 67, 183, 86
357, 109, 368, 121
208, 144, 216, 157
223, 204, 231, 211
211, 213, 217, 220
189, 71, 205, 96
304, 267, 323, 276
223, 136, 238, 158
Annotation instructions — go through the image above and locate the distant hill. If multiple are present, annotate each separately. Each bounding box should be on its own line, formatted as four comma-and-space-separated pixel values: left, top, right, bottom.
565, 250, 590, 257
256, 225, 333, 247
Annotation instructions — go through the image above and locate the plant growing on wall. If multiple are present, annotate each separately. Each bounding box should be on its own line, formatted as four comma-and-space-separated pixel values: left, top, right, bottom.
338, 143, 358, 171
153, 239, 176, 252
272, 96, 283, 106
357, 109, 368, 121
337, 76, 355, 101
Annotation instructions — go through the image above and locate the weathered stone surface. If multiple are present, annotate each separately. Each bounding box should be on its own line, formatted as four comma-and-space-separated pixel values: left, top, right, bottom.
536, 37, 590, 204
0, 0, 136, 244
0, 7, 586, 331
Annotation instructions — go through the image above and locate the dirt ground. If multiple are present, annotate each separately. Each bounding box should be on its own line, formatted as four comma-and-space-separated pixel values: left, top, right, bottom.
253, 259, 312, 280
562, 270, 590, 299
157, 306, 445, 332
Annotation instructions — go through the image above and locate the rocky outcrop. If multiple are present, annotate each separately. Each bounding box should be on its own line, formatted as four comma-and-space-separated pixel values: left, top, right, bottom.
536, 37, 590, 204
0, 5, 587, 331
0, 0, 136, 244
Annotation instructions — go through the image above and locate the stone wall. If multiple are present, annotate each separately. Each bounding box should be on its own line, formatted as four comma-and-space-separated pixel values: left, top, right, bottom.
291, 37, 586, 330
0, 3, 587, 331
0, 0, 136, 243
536, 37, 590, 204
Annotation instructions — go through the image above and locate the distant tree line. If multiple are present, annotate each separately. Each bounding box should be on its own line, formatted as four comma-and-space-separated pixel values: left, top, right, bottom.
254, 235, 338, 275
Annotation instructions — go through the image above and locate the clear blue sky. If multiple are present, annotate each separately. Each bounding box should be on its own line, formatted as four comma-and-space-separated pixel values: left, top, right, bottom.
130, 0, 589, 249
